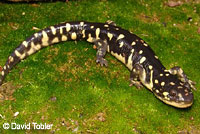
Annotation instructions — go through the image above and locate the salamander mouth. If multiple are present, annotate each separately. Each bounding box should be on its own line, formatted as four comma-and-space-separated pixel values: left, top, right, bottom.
155, 94, 193, 108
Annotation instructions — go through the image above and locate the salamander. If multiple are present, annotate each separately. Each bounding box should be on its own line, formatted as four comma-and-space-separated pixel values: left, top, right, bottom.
0, 21, 196, 108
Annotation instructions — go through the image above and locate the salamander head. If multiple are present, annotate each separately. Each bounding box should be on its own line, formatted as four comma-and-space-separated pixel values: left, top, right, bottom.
153, 73, 193, 108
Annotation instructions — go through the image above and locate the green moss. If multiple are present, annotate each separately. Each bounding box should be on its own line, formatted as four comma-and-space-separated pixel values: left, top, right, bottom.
0, 0, 199, 133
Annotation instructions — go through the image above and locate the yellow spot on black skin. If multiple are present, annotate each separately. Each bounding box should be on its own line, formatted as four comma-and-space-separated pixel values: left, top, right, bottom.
60, 27, 63, 34
165, 73, 169, 76
119, 42, 124, 48
71, 32, 77, 40
107, 33, 113, 40
50, 26, 57, 35
87, 34, 93, 43
160, 74, 163, 76
139, 57, 146, 64
27, 42, 36, 55
52, 37, 59, 43
95, 28, 100, 39
155, 79, 158, 84
178, 93, 184, 101
104, 24, 109, 27
1, 71, 4, 76
180, 78, 185, 82
161, 82, 165, 86
66, 23, 71, 32
165, 96, 170, 101
22, 41, 28, 48
143, 43, 148, 47
170, 82, 175, 85
148, 65, 153, 70
144, 70, 154, 90
179, 68, 183, 74
117, 34, 125, 40
127, 53, 133, 69
171, 70, 177, 75
34, 33, 39, 38
42, 31, 49, 46
107, 44, 110, 52
15, 50, 26, 60
82, 30, 86, 38
61, 35, 67, 41
163, 92, 169, 96
97, 42, 102, 47
111, 51, 125, 65
139, 50, 143, 54
35, 44, 41, 51
90, 26, 94, 29
80, 22, 84, 26
131, 41, 136, 46
9, 56, 14, 62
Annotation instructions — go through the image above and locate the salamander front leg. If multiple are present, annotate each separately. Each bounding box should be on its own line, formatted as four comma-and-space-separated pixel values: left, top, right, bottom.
94, 39, 108, 67
169, 66, 196, 90
129, 64, 144, 89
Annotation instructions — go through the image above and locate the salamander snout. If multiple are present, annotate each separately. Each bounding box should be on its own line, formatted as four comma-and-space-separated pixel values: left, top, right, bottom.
154, 82, 194, 108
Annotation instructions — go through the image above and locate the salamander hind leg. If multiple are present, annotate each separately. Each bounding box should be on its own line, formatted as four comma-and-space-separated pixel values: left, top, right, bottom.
129, 64, 144, 89
94, 39, 108, 67
169, 66, 196, 90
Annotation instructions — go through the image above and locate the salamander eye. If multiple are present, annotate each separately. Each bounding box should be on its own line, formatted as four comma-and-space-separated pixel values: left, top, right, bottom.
170, 90, 177, 97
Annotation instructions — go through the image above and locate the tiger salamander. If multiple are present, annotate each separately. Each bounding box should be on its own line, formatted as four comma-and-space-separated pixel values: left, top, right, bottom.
0, 21, 196, 108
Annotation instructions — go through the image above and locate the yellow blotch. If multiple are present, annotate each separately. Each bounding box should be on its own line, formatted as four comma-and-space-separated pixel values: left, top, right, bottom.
50, 26, 57, 35
71, 32, 77, 40
22, 41, 28, 48
52, 37, 59, 43
95, 28, 100, 39
66, 23, 71, 32
80, 22, 84, 26
131, 41, 136, 46
161, 82, 165, 86
27, 42, 36, 55
61, 35, 68, 41
87, 34, 93, 43
15, 50, 26, 60
119, 41, 124, 48
9, 56, 14, 63
117, 34, 125, 40
139, 57, 146, 64
107, 32, 113, 40
155, 79, 158, 84
42, 31, 49, 46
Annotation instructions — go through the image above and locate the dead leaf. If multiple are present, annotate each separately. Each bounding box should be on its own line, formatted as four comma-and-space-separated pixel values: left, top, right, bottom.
166, 0, 183, 7
197, 27, 200, 34
32, 26, 41, 31
9, 22, 19, 30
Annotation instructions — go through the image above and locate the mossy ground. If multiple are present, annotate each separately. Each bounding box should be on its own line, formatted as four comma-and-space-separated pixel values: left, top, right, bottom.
0, 0, 200, 133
